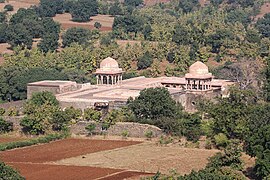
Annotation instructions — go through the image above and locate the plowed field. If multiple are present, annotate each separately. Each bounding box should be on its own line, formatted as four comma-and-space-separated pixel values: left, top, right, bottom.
1, 138, 150, 180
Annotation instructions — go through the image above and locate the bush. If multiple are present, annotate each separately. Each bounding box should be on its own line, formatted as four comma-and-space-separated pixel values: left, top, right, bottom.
0, 118, 13, 134
83, 108, 101, 121
94, 22, 101, 29
0, 108, 5, 116
144, 130, 153, 140
4, 4, 13, 11
214, 133, 229, 148
0, 0, 5, 3
64, 107, 82, 121
6, 107, 18, 116
85, 123, 96, 135
121, 130, 129, 138
20, 116, 45, 135
51, 111, 71, 131
0, 161, 24, 179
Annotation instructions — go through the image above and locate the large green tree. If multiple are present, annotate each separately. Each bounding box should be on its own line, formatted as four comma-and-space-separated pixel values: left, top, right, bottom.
70, 0, 98, 22
128, 87, 178, 120
62, 27, 92, 47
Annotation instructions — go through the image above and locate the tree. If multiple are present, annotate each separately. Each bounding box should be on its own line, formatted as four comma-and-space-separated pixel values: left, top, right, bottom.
245, 103, 270, 179
38, 32, 59, 52
128, 87, 178, 120
6, 23, 32, 49
0, 12, 6, 23
109, 1, 123, 16
207, 140, 243, 170
124, 0, 142, 7
10, 8, 38, 24
0, 118, 13, 134
70, 0, 98, 22
37, 0, 65, 17
137, 51, 153, 70
113, 14, 144, 35
0, 161, 25, 180
4, 4, 14, 11
0, 23, 7, 43
203, 88, 255, 139
210, 0, 223, 7
94, 22, 101, 29
21, 91, 60, 135
178, 0, 200, 13
256, 13, 270, 38
62, 27, 91, 47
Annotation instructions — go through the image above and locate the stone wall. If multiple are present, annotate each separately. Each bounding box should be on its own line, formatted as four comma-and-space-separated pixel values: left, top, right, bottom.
1, 116, 23, 131
70, 121, 163, 138
0, 100, 25, 113
107, 122, 163, 138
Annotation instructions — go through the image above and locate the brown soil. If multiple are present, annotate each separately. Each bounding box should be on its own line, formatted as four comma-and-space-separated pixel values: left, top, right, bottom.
255, 2, 270, 21
0, 0, 36, 15
0, 138, 140, 163
56, 142, 219, 175
8, 162, 123, 180
53, 13, 114, 31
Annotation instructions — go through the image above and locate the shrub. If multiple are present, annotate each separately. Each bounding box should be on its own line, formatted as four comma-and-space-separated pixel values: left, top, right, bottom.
85, 123, 96, 135
83, 108, 101, 121
94, 22, 101, 29
51, 111, 71, 131
6, 107, 18, 116
0, 108, 5, 116
121, 130, 129, 138
0, 118, 13, 134
144, 130, 153, 140
0, 161, 24, 179
4, 4, 13, 11
0, 133, 66, 151
20, 116, 45, 135
64, 107, 82, 121
0, 0, 5, 3
214, 133, 229, 148
159, 135, 173, 145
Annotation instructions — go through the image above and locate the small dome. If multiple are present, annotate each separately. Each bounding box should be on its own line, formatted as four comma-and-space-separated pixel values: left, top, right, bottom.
189, 61, 209, 75
100, 57, 119, 69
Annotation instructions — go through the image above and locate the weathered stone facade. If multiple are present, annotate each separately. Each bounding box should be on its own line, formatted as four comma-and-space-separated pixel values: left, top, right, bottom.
26, 59, 235, 112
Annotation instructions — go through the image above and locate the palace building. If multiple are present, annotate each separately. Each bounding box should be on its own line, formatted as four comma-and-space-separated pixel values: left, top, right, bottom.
27, 57, 235, 112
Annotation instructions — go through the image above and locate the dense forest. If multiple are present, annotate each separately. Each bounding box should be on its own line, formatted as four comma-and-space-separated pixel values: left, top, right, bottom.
0, 0, 269, 179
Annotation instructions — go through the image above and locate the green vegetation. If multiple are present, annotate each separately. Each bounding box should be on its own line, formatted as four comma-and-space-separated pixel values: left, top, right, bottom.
4, 4, 14, 11
62, 27, 92, 47
0, 133, 67, 151
0, 161, 25, 180
20, 91, 74, 135
0, 118, 13, 134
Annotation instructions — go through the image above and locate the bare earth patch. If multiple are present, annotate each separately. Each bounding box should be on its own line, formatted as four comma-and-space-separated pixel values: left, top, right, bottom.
53, 13, 114, 31
0, 138, 141, 163
56, 142, 219, 175
0, 0, 36, 15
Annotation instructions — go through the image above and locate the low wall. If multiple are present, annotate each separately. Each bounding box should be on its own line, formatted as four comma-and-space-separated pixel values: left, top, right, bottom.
107, 122, 163, 138
1, 116, 23, 131
70, 121, 163, 138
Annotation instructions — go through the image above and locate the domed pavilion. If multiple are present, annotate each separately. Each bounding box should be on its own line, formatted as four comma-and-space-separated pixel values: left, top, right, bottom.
185, 61, 213, 91
95, 57, 124, 85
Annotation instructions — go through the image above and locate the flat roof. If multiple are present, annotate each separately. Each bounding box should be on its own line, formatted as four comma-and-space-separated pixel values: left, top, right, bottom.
28, 80, 76, 87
